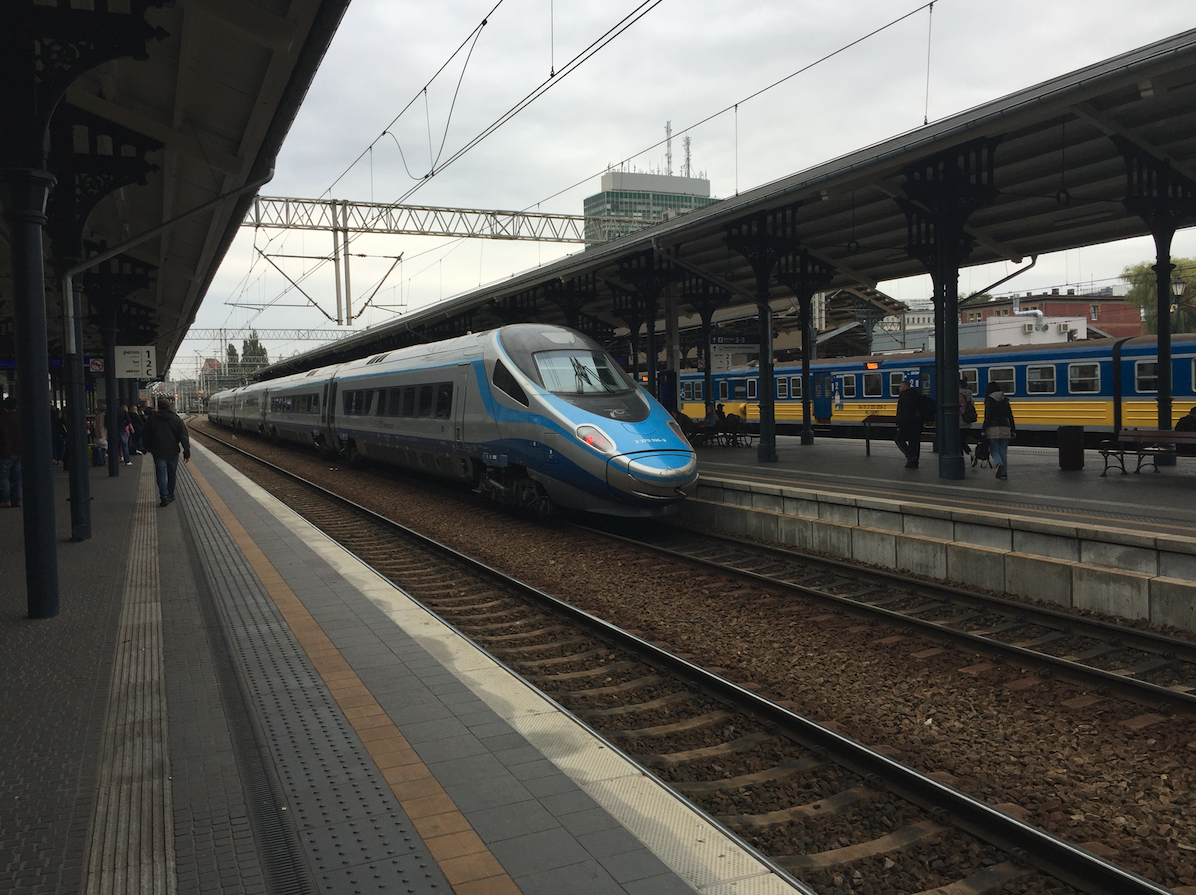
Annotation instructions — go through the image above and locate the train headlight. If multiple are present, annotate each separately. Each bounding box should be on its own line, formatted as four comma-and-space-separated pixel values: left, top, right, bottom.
576, 425, 615, 454
667, 420, 692, 447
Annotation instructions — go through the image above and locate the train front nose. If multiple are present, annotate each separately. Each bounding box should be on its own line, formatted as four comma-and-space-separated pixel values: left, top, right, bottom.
607, 451, 698, 500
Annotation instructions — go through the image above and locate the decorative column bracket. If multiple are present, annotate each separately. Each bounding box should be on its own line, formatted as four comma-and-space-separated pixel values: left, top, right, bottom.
488, 290, 541, 325
1111, 135, 1196, 432
725, 204, 803, 462
775, 249, 836, 445
614, 251, 683, 396
895, 136, 1001, 480
678, 270, 732, 410
542, 272, 598, 330
47, 103, 163, 261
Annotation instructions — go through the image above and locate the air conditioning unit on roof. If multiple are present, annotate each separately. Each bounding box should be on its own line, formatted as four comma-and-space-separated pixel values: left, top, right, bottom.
1022, 322, 1035, 333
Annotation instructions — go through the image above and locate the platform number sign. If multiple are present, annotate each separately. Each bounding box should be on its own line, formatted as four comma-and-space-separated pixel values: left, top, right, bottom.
115, 346, 155, 379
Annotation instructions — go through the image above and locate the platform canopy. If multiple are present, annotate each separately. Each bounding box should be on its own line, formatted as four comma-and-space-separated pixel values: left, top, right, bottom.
258, 27, 1196, 379
0, 0, 352, 374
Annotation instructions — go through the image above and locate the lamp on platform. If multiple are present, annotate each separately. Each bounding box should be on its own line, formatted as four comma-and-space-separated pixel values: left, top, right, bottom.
1172, 275, 1187, 312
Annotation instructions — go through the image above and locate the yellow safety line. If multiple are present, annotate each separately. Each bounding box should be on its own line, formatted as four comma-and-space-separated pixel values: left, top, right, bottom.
187, 462, 523, 895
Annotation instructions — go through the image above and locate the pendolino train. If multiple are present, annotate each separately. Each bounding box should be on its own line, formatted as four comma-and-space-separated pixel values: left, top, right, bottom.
678, 334, 1196, 436
207, 324, 698, 515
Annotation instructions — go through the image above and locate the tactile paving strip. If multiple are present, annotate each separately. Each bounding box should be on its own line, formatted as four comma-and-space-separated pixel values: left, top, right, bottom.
176, 470, 448, 895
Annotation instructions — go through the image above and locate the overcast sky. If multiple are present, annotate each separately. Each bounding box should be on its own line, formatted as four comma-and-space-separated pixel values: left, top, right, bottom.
176, 0, 1196, 377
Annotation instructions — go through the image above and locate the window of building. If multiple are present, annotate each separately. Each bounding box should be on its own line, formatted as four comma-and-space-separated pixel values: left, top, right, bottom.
1090, 305, 1099, 321
1136, 360, 1158, 393
1068, 363, 1100, 393
777, 378, 788, 400
989, 367, 1015, 394
1027, 365, 1056, 394
862, 372, 882, 397
841, 374, 856, 398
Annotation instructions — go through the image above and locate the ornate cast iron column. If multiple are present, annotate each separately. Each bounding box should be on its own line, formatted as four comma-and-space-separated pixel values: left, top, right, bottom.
616, 252, 681, 398
896, 138, 1000, 481
1, 0, 167, 618
543, 273, 597, 330
726, 205, 801, 463
1112, 137, 1196, 440
776, 250, 835, 445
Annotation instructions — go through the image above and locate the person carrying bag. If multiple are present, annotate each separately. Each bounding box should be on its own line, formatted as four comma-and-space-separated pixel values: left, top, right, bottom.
981, 381, 1016, 480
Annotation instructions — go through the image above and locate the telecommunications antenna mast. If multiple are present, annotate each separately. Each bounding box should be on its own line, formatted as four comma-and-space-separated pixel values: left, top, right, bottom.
683, 135, 691, 178
665, 121, 672, 176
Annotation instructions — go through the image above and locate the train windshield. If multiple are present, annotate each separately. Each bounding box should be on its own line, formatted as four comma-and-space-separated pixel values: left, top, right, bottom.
535, 351, 630, 395
500, 325, 649, 421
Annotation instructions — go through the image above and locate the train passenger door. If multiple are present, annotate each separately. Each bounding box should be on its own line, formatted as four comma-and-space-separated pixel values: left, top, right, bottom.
454, 363, 470, 449
812, 372, 833, 420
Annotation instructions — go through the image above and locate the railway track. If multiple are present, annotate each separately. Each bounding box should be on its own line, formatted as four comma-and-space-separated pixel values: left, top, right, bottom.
193, 427, 1172, 895
575, 520, 1196, 717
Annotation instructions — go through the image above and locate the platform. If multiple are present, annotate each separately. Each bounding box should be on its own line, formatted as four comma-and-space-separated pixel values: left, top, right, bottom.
696, 434, 1196, 536
1, 447, 807, 895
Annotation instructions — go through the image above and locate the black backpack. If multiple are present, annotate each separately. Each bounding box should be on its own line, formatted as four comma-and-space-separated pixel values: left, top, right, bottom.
961, 394, 978, 423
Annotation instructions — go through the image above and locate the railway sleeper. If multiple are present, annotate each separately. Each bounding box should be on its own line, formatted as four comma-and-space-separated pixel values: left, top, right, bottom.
905, 861, 1035, 895
469, 625, 570, 643
571, 691, 694, 718
597, 711, 733, 741
512, 648, 612, 669
637, 730, 775, 767
779, 820, 948, 870
548, 674, 667, 698
722, 784, 877, 828
487, 636, 593, 656
672, 757, 826, 795
524, 661, 636, 682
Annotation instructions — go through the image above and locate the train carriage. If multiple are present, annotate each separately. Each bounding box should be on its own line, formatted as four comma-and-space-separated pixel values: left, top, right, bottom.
208, 324, 698, 516
678, 335, 1196, 435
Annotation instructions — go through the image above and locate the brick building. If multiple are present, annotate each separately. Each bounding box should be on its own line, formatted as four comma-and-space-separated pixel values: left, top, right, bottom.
958, 289, 1143, 339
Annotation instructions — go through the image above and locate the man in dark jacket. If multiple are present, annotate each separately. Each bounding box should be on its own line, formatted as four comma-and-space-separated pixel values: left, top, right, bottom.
894, 379, 923, 469
142, 397, 190, 506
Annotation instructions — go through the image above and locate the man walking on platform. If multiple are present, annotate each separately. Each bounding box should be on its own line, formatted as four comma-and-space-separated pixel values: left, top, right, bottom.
142, 397, 190, 507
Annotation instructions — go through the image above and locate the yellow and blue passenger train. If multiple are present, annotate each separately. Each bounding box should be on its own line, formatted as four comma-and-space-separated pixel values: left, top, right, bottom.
678, 334, 1196, 438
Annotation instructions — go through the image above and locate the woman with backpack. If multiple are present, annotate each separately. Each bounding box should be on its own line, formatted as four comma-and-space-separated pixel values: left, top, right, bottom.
982, 381, 1016, 480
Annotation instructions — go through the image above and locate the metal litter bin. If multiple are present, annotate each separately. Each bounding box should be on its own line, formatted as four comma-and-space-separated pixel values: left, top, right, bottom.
1058, 425, 1084, 470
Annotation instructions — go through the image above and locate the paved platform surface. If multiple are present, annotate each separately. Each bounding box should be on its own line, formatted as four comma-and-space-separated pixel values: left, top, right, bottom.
696, 435, 1196, 538
2, 446, 807, 895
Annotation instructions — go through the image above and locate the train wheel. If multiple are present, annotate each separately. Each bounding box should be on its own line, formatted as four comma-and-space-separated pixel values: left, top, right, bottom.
345, 440, 365, 470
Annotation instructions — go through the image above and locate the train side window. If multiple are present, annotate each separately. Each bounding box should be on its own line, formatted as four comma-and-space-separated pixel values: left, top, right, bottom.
492, 359, 528, 406
417, 385, 434, 417
841, 374, 856, 398
694, 381, 703, 401
385, 388, 400, 416
1068, 363, 1100, 394
342, 391, 355, 414
989, 367, 1015, 394
777, 378, 789, 399
789, 376, 802, 398
862, 373, 882, 398
889, 372, 904, 396
434, 383, 453, 419
401, 387, 416, 416
682, 382, 691, 400
719, 380, 728, 400
1135, 360, 1158, 393
960, 369, 978, 394
747, 379, 757, 400
1027, 365, 1055, 394
310, 394, 318, 412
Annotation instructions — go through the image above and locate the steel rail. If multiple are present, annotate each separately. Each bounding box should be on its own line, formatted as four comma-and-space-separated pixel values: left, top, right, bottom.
191, 425, 1172, 895
576, 522, 1196, 716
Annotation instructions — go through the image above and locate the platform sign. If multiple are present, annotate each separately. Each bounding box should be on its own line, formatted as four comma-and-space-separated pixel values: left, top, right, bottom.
710, 335, 758, 373
115, 346, 154, 379
88, 358, 104, 374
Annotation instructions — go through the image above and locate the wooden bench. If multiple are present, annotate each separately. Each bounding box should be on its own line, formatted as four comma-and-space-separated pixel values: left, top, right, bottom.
1098, 428, 1196, 476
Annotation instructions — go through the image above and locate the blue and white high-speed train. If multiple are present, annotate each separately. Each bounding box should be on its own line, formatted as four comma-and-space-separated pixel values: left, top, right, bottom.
207, 324, 698, 515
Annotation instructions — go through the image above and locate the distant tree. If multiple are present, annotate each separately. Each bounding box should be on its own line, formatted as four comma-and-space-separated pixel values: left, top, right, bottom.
959, 291, 993, 306
1121, 258, 1196, 334
226, 343, 240, 366
241, 331, 270, 370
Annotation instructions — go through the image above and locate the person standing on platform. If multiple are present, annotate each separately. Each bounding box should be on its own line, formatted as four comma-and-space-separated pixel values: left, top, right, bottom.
50, 404, 67, 466
894, 379, 923, 469
129, 404, 146, 454
116, 404, 132, 465
982, 381, 1016, 480
958, 376, 977, 457
143, 397, 190, 507
0, 396, 21, 508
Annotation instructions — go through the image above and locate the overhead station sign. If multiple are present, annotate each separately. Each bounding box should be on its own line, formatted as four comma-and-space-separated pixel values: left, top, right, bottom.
115, 346, 155, 379
709, 335, 759, 373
